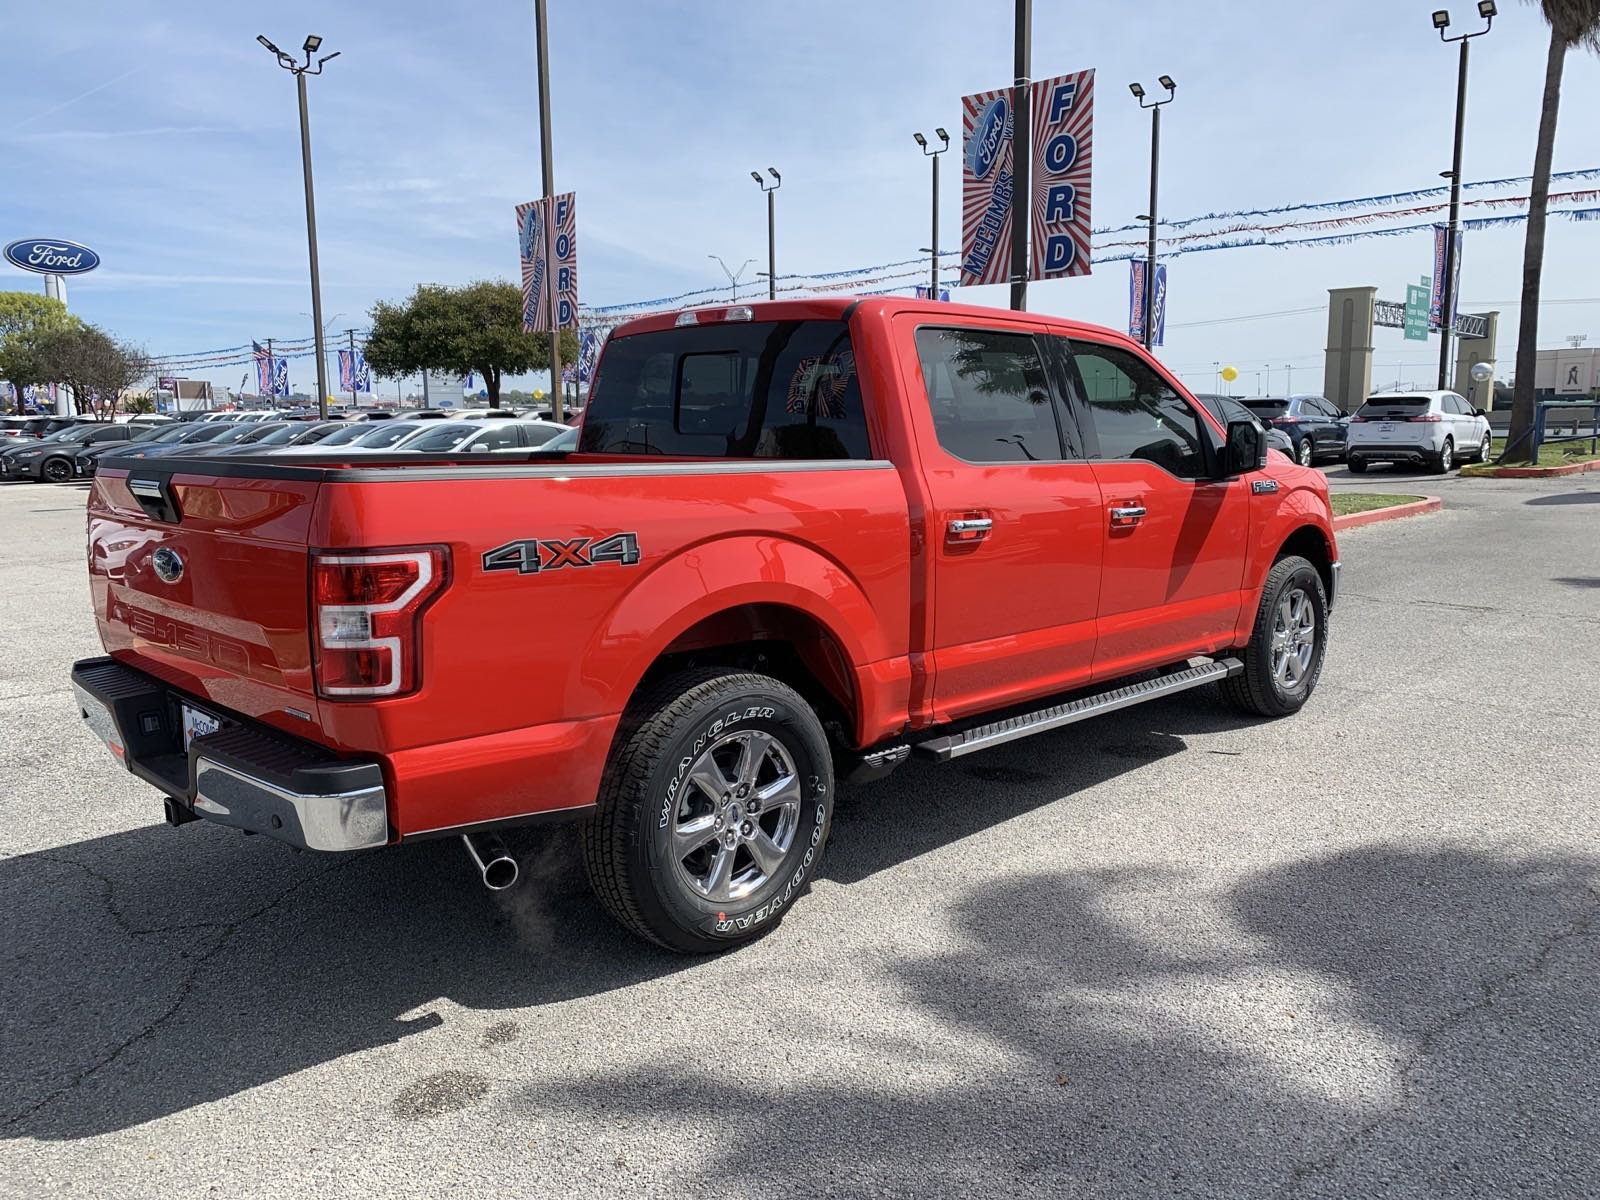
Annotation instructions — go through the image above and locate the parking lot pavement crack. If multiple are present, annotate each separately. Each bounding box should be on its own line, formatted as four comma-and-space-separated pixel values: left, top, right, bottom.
1340, 591, 1600, 626
1280, 888, 1600, 1197
0, 858, 351, 1132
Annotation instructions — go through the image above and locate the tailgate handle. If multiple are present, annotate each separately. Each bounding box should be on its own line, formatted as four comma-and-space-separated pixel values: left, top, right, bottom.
127, 473, 181, 523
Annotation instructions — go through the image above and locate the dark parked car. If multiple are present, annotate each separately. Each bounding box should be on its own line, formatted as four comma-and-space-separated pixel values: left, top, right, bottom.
75, 423, 197, 476
21, 416, 91, 440
0, 422, 132, 482
237, 421, 352, 453
1191, 394, 1296, 459
1240, 395, 1348, 467
173, 422, 292, 457
107, 422, 242, 462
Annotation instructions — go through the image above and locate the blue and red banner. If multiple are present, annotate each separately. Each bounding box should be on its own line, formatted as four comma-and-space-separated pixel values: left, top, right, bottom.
1029, 69, 1094, 280
516, 192, 578, 332
1127, 261, 1167, 346
338, 349, 372, 394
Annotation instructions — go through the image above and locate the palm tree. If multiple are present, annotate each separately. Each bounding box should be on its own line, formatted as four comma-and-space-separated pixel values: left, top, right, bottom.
1504, 0, 1600, 461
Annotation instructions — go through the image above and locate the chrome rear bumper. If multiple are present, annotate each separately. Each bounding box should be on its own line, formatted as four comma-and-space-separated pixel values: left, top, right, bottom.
71, 657, 389, 852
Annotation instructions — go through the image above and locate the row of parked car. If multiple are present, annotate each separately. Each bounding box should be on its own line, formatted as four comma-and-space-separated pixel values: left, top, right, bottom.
0, 411, 579, 483
1192, 390, 1495, 474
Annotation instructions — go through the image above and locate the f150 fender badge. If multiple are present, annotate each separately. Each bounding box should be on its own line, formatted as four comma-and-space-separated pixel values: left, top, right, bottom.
1251, 479, 1280, 495
482, 533, 641, 576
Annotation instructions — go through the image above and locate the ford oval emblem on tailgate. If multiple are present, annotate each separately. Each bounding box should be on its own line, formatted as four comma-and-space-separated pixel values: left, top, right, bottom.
152, 547, 185, 584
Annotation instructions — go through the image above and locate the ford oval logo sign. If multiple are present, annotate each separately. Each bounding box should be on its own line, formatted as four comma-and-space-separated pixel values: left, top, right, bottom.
965, 97, 1010, 182
151, 547, 185, 584
3, 238, 101, 276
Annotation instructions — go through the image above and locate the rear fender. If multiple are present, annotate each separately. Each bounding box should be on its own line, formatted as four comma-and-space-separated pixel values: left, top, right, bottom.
583, 535, 906, 745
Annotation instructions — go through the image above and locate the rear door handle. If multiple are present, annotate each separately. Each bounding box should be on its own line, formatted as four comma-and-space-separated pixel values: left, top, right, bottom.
1109, 505, 1146, 526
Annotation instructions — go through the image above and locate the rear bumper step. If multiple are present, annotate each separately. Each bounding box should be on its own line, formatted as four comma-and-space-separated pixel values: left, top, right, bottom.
913, 658, 1243, 761
70, 657, 389, 852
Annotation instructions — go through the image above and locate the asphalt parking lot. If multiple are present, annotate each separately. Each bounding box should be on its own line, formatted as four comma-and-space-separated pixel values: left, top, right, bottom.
2, 472, 1597, 1199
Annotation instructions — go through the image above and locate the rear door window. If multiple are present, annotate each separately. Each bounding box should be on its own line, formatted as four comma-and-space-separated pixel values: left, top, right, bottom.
582, 319, 870, 459
914, 327, 1067, 463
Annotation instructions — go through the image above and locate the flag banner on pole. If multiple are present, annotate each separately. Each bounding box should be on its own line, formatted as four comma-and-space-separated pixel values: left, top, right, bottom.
516, 192, 578, 332
252, 341, 273, 394
1449, 230, 1463, 329
1429, 224, 1447, 328
339, 349, 372, 393
1029, 69, 1094, 280
1150, 263, 1167, 347
272, 357, 289, 398
1127, 261, 1146, 341
959, 86, 1017, 287
913, 285, 952, 301
576, 328, 602, 384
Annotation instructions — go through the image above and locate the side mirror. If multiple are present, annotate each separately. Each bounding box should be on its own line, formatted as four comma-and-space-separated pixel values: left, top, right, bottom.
1474, 407, 1486, 417
1220, 418, 1267, 477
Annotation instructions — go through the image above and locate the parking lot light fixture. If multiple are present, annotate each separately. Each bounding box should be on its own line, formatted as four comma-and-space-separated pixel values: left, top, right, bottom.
753, 169, 782, 300
915, 129, 951, 300
258, 33, 339, 418
1130, 77, 1176, 350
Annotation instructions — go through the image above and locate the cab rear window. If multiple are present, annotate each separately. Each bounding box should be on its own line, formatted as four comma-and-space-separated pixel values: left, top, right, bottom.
581, 320, 871, 459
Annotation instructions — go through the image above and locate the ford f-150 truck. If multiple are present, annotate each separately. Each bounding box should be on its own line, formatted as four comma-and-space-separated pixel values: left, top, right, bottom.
72, 297, 1338, 952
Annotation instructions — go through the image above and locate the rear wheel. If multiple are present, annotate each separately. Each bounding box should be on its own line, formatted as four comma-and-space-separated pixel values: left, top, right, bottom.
1296, 438, 1314, 467
1432, 438, 1454, 474
1347, 456, 1368, 474
1222, 555, 1328, 718
582, 669, 834, 953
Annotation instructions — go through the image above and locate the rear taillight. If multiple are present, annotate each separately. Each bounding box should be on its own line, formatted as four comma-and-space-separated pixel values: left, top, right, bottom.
1349, 415, 1367, 423
1408, 414, 1443, 423
1270, 416, 1298, 426
311, 547, 449, 699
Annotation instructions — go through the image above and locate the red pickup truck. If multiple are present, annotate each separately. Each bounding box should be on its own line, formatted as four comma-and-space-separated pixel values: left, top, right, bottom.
72, 297, 1338, 952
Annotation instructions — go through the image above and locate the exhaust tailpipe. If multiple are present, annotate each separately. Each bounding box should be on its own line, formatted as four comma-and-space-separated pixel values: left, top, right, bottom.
462, 833, 519, 891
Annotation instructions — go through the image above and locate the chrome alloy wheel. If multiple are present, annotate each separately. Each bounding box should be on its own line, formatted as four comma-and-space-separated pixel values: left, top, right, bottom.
1271, 587, 1317, 690
670, 729, 803, 904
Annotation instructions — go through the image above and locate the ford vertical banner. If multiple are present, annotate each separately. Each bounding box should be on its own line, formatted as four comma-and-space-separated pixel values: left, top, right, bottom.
959, 89, 1016, 287
516, 192, 578, 332
1029, 70, 1094, 279
1150, 264, 1167, 346
1127, 261, 1146, 342
1430, 225, 1448, 329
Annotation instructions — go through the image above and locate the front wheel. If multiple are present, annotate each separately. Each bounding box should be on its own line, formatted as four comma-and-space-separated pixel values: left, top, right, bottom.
1222, 555, 1329, 718
1477, 432, 1493, 462
582, 669, 834, 953
42, 457, 73, 483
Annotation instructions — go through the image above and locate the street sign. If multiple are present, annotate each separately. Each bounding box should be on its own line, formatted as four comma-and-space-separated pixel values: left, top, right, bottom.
1404, 274, 1430, 342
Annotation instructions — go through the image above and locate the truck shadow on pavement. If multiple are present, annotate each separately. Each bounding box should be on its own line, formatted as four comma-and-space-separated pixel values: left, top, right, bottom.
0, 690, 1265, 1142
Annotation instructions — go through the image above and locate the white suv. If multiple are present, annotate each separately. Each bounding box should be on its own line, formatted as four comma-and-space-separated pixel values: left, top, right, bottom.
1347, 390, 1492, 474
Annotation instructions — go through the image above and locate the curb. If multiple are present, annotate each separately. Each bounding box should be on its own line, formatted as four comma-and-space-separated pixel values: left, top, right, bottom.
1332, 496, 1442, 531
1462, 458, 1600, 479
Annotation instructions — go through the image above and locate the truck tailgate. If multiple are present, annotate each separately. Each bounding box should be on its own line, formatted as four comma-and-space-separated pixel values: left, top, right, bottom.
89, 466, 322, 736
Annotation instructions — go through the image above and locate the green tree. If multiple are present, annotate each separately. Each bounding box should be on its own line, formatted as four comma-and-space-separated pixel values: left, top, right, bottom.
0, 292, 78, 412
363, 280, 578, 407
1505, 0, 1600, 461
31, 325, 152, 420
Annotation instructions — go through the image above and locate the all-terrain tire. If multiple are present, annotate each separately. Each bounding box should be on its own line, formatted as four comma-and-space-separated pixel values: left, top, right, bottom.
581, 668, 834, 953
1221, 555, 1329, 718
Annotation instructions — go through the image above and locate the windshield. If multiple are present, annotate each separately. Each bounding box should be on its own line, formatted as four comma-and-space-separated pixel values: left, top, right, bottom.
351, 421, 424, 448
401, 424, 478, 452
208, 424, 260, 445
128, 425, 173, 442
315, 423, 371, 447
1357, 396, 1433, 417
178, 424, 234, 443
238, 422, 288, 443
581, 319, 871, 459
37, 425, 92, 443
290, 423, 344, 445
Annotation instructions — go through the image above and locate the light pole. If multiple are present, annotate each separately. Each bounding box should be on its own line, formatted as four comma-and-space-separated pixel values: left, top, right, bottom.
751, 169, 781, 300
1129, 76, 1176, 351
708, 255, 753, 303
1431, 2, 1495, 389
534, 0, 564, 421
257, 33, 339, 420
913, 129, 950, 300
300, 309, 343, 406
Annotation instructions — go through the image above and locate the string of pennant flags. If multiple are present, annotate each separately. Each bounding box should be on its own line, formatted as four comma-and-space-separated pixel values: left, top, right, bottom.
143, 167, 1600, 373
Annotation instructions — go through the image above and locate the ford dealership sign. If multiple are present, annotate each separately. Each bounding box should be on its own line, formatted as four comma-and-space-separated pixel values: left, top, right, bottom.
3, 238, 101, 275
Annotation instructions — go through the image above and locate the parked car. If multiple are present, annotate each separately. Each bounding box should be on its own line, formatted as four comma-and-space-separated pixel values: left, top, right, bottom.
235, 421, 349, 453
72, 296, 1339, 954
271, 419, 436, 455
1192, 395, 1295, 459
393, 418, 569, 454
76, 424, 186, 476
1240, 395, 1348, 467
1346, 390, 1493, 474
1, 422, 134, 481
173, 422, 293, 457
1, 416, 34, 445
533, 426, 579, 452
108, 422, 242, 461
21, 416, 91, 440
448, 408, 522, 421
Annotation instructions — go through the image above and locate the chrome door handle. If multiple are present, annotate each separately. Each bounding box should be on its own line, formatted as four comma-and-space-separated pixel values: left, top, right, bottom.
1109, 505, 1146, 522
948, 517, 993, 535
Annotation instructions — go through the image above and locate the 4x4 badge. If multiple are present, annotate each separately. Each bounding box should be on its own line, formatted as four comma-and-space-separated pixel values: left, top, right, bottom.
482, 533, 641, 576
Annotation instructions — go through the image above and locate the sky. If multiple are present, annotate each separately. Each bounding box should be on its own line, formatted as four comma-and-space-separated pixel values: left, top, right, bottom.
3, 0, 1598, 400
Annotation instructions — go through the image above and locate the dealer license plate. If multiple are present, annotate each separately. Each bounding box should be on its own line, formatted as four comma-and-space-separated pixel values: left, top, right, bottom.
181, 704, 222, 750
1378, 423, 1394, 432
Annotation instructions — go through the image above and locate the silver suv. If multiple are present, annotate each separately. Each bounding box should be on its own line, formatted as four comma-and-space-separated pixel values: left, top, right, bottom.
1347, 391, 1492, 474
